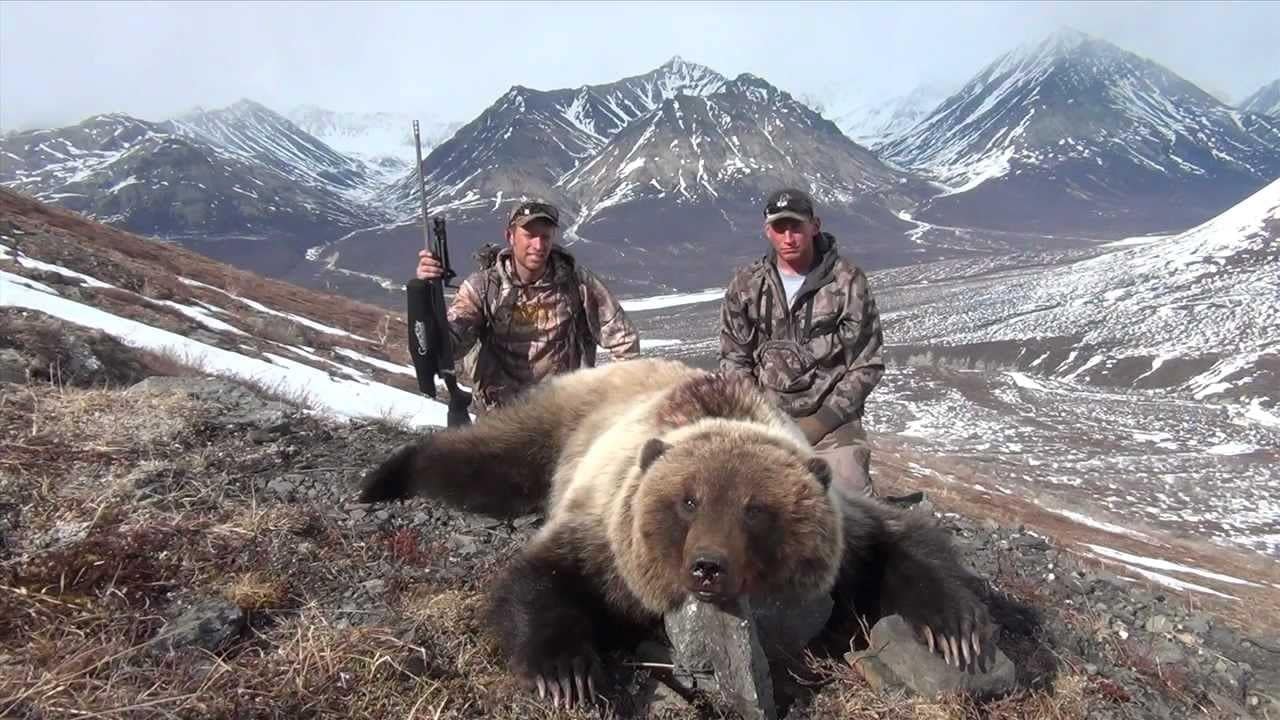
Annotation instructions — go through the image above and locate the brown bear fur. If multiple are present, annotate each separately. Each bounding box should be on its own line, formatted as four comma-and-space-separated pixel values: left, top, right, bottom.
358, 358, 994, 708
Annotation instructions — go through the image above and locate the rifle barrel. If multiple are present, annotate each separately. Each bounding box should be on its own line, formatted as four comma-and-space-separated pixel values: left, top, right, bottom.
413, 120, 430, 252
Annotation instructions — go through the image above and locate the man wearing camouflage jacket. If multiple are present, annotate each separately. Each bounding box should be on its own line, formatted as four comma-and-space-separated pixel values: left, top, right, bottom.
718, 188, 885, 498
416, 200, 640, 410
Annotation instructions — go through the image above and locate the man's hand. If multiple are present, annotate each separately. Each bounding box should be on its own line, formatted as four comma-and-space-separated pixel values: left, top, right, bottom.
416, 250, 444, 281
794, 414, 829, 445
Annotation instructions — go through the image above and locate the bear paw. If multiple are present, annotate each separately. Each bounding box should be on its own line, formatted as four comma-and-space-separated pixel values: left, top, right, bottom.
517, 647, 607, 709
900, 590, 996, 674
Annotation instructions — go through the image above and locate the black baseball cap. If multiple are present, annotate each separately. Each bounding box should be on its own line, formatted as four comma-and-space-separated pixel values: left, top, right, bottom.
508, 200, 560, 228
763, 188, 816, 223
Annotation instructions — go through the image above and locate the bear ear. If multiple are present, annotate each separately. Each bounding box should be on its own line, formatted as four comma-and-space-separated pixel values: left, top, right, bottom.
639, 438, 670, 471
806, 456, 832, 490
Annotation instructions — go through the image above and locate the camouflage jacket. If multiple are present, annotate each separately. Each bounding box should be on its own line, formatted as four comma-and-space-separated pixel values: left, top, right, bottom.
448, 245, 640, 408
718, 232, 884, 435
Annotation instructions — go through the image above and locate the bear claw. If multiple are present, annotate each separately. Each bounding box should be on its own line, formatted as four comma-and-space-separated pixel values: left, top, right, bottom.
529, 654, 603, 708
917, 621, 992, 673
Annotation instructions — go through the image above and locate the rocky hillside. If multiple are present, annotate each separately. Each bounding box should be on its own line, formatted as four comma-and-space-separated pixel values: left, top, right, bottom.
880, 29, 1280, 237
2, 316, 1277, 719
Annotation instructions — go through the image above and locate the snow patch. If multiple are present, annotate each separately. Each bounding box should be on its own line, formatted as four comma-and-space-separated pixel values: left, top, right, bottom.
177, 276, 376, 343
1206, 442, 1261, 456
1, 269, 457, 427
1081, 543, 1264, 588
0, 245, 115, 288
1040, 506, 1156, 542
620, 289, 724, 312
1008, 371, 1050, 392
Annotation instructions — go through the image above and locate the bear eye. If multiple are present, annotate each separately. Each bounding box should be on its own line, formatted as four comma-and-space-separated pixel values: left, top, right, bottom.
683, 496, 698, 511
744, 504, 772, 524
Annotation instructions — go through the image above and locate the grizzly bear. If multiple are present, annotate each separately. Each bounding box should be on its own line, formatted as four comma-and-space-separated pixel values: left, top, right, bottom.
359, 358, 994, 708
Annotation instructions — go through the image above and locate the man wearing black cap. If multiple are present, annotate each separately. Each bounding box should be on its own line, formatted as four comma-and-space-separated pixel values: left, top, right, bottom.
415, 200, 640, 410
718, 188, 885, 498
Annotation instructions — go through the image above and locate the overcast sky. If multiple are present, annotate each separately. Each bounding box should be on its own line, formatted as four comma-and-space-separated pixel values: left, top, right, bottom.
2, 0, 1278, 131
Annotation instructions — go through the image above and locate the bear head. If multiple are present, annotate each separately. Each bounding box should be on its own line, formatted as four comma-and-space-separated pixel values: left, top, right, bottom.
626, 423, 845, 611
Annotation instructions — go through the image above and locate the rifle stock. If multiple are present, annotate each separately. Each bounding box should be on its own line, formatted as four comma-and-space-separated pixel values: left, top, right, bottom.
406, 120, 472, 427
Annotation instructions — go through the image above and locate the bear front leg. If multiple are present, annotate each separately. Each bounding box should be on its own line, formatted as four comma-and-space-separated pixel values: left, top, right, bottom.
485, 542, 609, 708
837, 498, 996, 673
874, 520, 996, 673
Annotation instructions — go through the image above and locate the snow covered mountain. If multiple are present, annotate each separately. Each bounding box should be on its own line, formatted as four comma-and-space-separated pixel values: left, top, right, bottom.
0, 112, 378, 241
0, 102, 404, 298
825, 82, 952, 148
876, 177, 1280, 405
171, 100, 382, 202
322, 57, 733, 293
286, 106, 462, 180
1240, 79, 1280, 118
380, 55, 728, 217
880, 29, 1280, 237
550, 73, 935, 289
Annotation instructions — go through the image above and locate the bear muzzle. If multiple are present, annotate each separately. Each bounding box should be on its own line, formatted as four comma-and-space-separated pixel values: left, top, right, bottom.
687, 551, 737, 603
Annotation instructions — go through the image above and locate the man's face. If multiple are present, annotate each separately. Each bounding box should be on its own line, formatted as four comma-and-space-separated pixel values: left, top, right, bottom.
507, 219, 555, 274
764, 217, 818, 265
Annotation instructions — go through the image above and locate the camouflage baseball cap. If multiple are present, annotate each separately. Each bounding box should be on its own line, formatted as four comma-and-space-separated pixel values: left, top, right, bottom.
763, 188, 816, 223
508, 200, 560, 228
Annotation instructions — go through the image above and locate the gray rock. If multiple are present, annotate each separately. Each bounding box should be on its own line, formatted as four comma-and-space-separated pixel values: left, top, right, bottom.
33, 520, 93, 550
0, 348, 28, 384
1145, 614, 1171, 634
448, 534, 478, 556
126, 461, 182, 491
635, 678, 692, 717
665, 596, 777, 720
154, 598, 245, 653
1182, 613, 1212, 634
846, 614, 1016, 700
266, 477, 295, 497
1152, 639, 1185, 665
128, 376, 292, 428
746, 591, 832, 661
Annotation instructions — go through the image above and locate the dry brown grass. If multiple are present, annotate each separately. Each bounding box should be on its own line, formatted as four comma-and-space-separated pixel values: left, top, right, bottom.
0, 381, 637, 719
803, 654, 1089, 720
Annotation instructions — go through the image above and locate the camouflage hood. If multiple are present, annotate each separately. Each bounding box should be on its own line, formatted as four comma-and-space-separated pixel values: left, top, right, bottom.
718, 232, 884, 432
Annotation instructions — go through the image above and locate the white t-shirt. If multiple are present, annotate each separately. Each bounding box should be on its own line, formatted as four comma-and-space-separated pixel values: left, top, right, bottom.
777, 264, 808, 308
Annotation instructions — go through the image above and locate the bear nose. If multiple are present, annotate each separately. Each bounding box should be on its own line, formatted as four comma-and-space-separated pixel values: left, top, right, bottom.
690, 554, 726, 582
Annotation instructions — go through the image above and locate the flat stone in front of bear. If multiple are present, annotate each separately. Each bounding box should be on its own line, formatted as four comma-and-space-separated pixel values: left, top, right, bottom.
664, 597, 778, 720
846, 614, 1017, 699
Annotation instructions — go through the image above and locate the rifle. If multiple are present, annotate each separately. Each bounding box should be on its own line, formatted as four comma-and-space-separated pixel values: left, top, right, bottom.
405, 119, 472, 427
